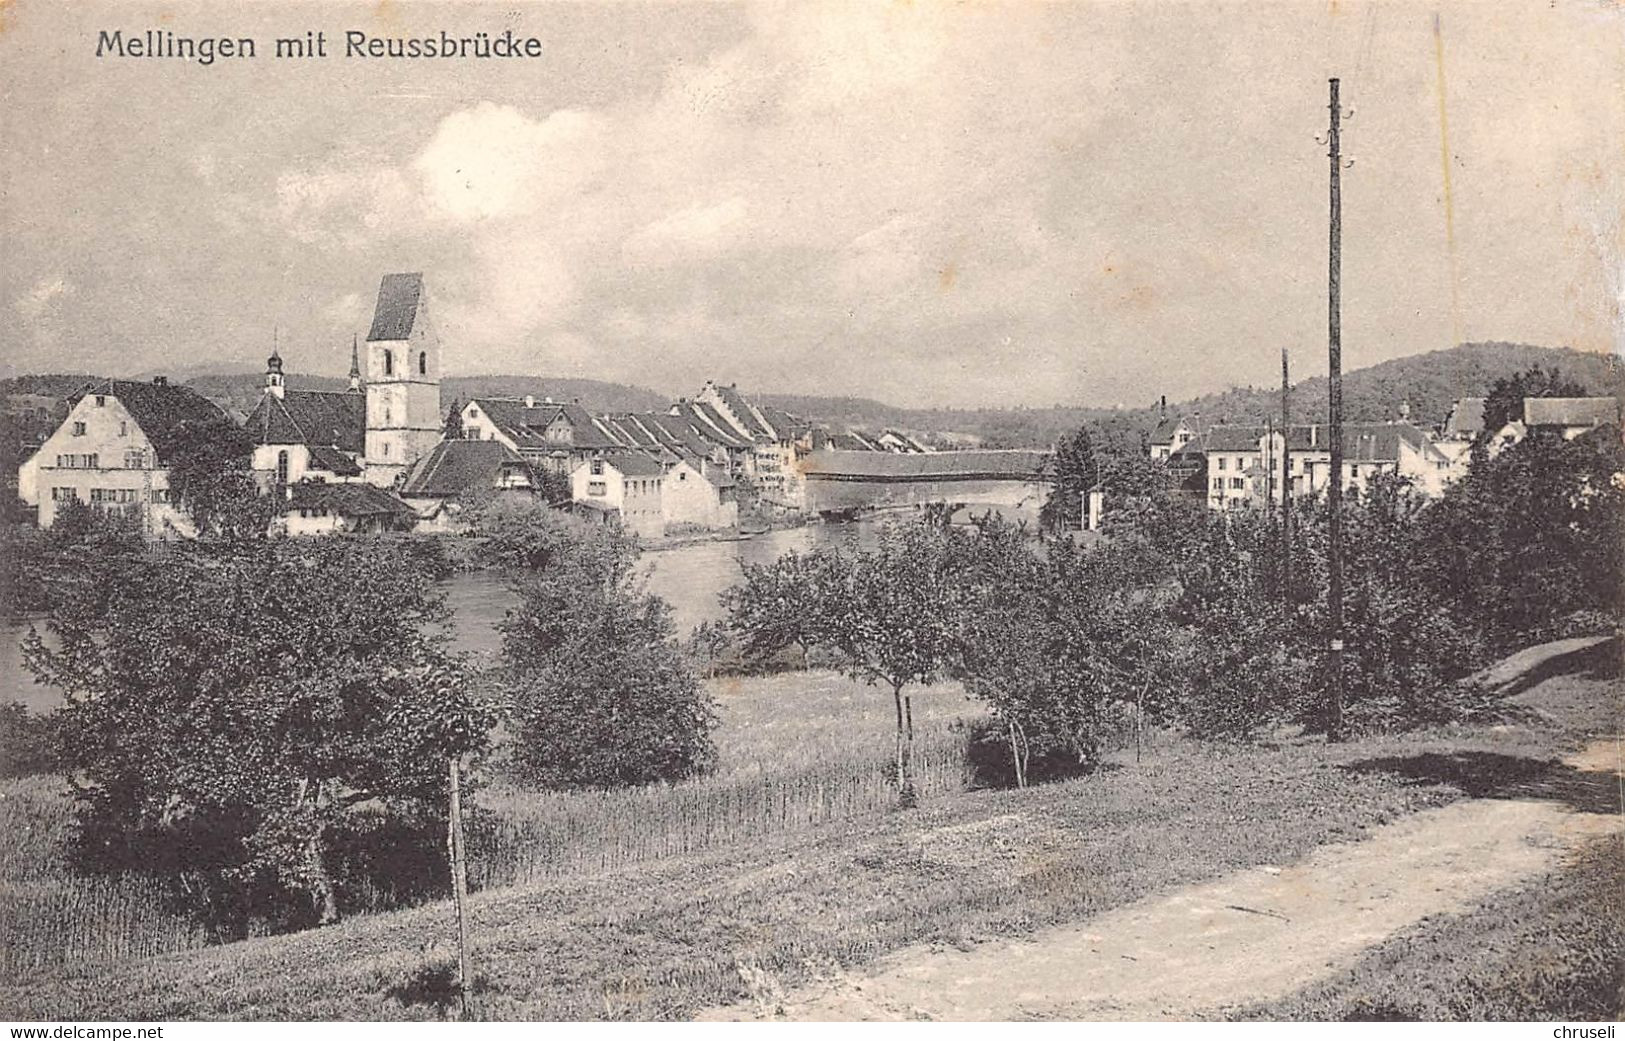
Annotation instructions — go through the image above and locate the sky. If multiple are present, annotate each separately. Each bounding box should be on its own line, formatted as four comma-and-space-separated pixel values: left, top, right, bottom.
1, 0, 1621, 409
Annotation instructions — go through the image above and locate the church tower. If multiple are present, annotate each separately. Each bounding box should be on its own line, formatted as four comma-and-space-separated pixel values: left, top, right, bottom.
362, 273, 442, 486
265, 349, 286, 399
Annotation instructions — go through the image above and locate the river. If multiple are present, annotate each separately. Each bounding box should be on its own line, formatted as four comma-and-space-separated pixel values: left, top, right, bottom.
1, 522, 881, 711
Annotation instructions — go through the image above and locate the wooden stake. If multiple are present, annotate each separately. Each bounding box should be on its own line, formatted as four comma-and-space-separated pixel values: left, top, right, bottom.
448, 756, 473, 1020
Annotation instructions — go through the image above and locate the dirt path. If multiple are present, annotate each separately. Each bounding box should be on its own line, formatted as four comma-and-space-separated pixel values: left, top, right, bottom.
701, 737, 1623, 1021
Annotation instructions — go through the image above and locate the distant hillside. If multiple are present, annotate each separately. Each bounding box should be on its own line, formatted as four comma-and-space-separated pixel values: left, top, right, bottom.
443, 375, 668, 413
762, 343, 1623, 446
754, 395, 1109, 449
0, 374, 102, 402
3, 344, 1618, 458
1174, 343, 1624, 430
181, 372, 671, 420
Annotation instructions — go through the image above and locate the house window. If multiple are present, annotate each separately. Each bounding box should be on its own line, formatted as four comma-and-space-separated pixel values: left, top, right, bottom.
95, 396, 105, 407
51, 487, 76, 501
1211, 477, 1222, 490
590, 460, 604, 476
150, 489, 169, 503
276, 450, 290, 485
1216, 457, 1226, 470
124, 450, 146, 469
588, 480, 606, 496
678, 471, 687, 481
418, 351, 427, 376
383, 350, 394, 376
72, 422, 86, 436
1230, 477, 1244, 490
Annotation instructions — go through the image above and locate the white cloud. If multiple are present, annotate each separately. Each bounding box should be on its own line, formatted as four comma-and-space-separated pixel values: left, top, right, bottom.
412, 104, 610, 223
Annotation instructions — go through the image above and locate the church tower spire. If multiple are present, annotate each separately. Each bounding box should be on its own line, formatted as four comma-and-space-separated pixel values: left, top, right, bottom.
362, 273, 441, 487
348, 334, 362, 393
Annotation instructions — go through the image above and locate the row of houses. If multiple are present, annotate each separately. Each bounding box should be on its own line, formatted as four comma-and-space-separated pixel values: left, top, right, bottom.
15, 273, 954, 539
1148, 395, 1621, 511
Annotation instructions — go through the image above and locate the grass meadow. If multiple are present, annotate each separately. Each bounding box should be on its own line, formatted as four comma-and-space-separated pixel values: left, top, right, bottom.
2, 670, 984, 979
2, 654, 1614, 1020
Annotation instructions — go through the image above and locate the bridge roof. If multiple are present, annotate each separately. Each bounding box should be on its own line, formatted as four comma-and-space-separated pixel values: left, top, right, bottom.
802, 449, 1051, 481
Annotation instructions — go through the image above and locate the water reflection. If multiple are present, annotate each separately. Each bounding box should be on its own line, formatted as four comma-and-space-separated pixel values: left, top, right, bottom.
3, 522, 883, 707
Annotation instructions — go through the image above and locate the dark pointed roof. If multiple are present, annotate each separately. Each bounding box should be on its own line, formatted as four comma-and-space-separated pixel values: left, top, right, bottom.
69, 379, 230, 464
366, 273, 425, 342
401, 440, 530, 497
246, 390, 365, 453
1149, 416, 1188, 443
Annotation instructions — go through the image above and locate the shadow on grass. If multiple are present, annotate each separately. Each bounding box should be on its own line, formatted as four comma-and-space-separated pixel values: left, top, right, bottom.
1341, 751, 1621, 816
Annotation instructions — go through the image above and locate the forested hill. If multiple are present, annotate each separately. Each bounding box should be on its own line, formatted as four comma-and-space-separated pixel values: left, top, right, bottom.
4, 343, 1618, 449
763, 343, 1624, 446
1172, 343, 1623, 431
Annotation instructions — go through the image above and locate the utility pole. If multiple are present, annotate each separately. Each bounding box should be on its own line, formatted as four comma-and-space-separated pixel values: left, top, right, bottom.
1326, 78, 1346, 743
447, 756, 473, 1019
1281, 348, 1291, 601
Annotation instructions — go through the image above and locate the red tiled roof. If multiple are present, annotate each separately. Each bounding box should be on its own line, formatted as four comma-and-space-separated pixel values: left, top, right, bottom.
306, 444, 362, 477
600, 451, 665, 477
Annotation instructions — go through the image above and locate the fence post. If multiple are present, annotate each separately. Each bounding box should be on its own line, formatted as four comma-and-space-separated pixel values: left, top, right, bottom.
448, 756, 473, 1020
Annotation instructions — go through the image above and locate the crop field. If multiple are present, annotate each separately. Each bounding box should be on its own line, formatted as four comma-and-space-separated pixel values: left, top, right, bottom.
0, 776, 208, 978
1, 670, 984, 978
2, 655, 1614, 1020
472, 672, 979, 888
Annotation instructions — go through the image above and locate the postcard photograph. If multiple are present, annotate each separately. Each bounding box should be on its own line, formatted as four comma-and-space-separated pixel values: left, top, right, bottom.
0, 0, 1621, 1027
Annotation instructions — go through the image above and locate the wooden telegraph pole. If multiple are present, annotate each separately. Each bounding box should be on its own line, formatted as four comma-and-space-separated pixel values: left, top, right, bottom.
1326, 78, 1347, 742
1281, 347, 1292, 600
447, 756, 473, 1019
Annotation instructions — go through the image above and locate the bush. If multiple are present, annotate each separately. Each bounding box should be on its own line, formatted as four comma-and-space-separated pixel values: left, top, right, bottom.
0, 703, 61, 778
499, 519, 717, 789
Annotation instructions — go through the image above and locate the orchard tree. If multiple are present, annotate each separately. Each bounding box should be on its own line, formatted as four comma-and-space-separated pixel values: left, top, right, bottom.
719, 550, 836, 669
24, 538, 491, 927
815, 522, 970, 806
955, 521, 1182, 783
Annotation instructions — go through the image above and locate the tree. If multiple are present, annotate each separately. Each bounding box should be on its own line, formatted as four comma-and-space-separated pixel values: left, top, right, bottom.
1417, 424, 1624, 644
498, 520, 716, 787
444, 397, 465, 439
465, 493, 582, 571
24, 538, 490, 928
1478, 365, 1587, 444
719, 550, 835, 669
1042, 423, 1168, 532
164, 418, 274, 539
813, 522, 969, 806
